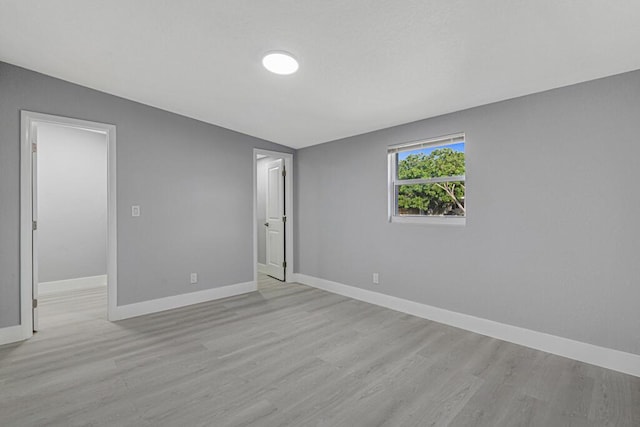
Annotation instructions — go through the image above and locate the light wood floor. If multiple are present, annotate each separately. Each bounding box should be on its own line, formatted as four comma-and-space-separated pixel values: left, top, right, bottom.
1, 275, 638, 426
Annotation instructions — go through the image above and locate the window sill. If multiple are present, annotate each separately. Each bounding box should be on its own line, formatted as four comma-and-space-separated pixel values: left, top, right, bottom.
390, 215, 466, 226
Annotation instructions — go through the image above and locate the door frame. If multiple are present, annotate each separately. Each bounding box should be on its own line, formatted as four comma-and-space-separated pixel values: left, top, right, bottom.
20, 111, 118, 339
253, 148, 294, 283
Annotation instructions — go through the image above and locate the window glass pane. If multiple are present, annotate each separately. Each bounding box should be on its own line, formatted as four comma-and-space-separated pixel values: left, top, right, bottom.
396, 181, 465, 217
396, 142, 465, 180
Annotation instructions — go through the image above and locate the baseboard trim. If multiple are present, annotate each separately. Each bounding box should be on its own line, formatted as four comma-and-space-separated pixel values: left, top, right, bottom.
111, 281, 257, 321
39, 275, 107, 294
293, 273, 640, 378
0, 325, 26, 346
257, 263, 268, 274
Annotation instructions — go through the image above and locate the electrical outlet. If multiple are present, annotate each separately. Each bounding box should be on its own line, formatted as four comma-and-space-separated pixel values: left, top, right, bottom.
372, 273, 379, 284
190, 273, 198, 284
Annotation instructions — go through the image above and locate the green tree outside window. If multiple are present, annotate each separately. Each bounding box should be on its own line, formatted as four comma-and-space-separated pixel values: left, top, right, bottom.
397, 148, 465, 216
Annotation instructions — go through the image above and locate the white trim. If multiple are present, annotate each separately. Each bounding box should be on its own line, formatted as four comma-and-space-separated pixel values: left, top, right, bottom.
0, 325, 25, 346
257, 263, 269, 274
110, 281, 256, 321
391, 216, 466, 226
39, 275, 107, 295
396, 175, 465, 185
387, 132, 465, 153
20, 111, 117, 343
253, 148, 294, 284
293, 273, 640, 378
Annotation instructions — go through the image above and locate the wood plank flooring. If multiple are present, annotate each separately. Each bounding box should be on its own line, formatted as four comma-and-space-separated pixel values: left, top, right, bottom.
1, 274, 639, 426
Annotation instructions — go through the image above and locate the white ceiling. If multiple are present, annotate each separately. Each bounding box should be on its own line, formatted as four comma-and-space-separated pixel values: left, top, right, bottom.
2, 1, 640, 149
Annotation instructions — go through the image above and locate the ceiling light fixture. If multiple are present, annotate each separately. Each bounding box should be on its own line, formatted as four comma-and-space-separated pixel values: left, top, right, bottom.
262, 52, 299, 75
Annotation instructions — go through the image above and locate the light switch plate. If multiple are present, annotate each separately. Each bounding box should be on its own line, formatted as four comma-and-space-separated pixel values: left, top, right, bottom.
131, 205, 140, 217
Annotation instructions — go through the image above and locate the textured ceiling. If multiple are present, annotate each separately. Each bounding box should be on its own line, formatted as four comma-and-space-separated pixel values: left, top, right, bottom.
1, 1, 640, 148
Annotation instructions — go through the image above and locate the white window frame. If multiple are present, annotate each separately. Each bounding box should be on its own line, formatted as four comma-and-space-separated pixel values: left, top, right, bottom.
388, 133, 466, 226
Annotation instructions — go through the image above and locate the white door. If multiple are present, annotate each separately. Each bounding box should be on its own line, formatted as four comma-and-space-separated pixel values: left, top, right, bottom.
264, 159, 286, 281
31, 123, 39, 331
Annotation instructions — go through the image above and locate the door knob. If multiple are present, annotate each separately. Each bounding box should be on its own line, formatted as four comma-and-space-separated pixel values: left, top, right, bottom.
264, 222, 269, 227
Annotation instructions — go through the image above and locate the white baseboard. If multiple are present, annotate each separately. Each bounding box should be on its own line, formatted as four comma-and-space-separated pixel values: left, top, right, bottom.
293, 273, 640, 378
39, 275, 107, 295
257, 263, 268, 274
0, 325, 26, 346
111, 281, 256, 321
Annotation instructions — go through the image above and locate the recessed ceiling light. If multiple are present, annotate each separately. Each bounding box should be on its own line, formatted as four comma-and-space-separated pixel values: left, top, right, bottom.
262, 52, 299, 75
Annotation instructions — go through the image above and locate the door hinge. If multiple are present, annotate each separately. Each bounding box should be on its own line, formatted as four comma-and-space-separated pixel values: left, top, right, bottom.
282, 169, 286, 177
33, 299, 38, 309
32, 143, 37, 153
282, 261, 287, 269
282, 216, 287, 223
32, 220, 37, 231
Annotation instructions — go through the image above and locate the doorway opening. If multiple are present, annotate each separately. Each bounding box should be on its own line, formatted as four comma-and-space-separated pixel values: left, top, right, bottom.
253, 149, 294, 287
20, 111, 117, 339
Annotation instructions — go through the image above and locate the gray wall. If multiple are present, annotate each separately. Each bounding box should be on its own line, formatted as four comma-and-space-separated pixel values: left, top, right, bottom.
295, 69, 640, 356
37, 123, 107, 283
0, 61, 293, 328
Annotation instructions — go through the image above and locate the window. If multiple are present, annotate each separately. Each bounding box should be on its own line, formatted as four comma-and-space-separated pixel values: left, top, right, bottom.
388, 133, 466, 225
